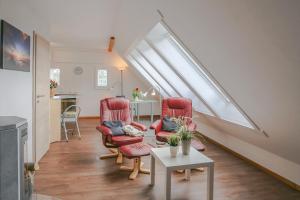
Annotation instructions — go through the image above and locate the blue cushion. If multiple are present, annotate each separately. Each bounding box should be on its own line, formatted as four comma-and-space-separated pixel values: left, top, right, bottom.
103, 121, 125, 136
162, 117, 178, 132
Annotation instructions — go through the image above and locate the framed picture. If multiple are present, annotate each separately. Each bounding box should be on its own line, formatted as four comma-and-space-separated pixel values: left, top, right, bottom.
0, 20, 30, 72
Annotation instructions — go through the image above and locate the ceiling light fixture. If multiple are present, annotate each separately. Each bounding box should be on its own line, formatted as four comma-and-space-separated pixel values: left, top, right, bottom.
108, 36, 115, 52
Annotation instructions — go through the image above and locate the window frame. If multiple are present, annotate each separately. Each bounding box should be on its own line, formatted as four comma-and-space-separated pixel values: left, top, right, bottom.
158, 21, 258, 129
127, 55, 170, 97
125, 21, 266, 134
50, 68, 61, 85
95, 68, 109, 89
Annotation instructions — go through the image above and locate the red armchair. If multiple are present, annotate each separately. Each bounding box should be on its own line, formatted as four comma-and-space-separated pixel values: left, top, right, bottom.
150, 97, 197, 143
96, 97, 147, 164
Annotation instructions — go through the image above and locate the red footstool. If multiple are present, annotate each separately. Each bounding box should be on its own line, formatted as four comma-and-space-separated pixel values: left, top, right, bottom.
119, 142, 151, 180
191, 139, 206, 151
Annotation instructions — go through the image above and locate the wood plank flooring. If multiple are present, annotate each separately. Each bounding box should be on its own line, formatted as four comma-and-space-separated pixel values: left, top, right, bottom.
35, 119, 300, 200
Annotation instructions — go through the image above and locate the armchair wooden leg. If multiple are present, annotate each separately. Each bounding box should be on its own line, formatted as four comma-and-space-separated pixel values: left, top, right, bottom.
99, 148, 118, 160
177, 168, 204, 174
109, 148, 118, 154
194, 167, 204, 172
120, 157, 150, 180
99, 148, 123, 164
120, 165, 133, 172
99, 153, 118, 159
129, 158, 140, 180
116, 151, 123, 164
139, 168, 150, 174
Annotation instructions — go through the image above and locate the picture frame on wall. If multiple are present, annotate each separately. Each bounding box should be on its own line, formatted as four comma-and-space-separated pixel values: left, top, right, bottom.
0, 20, 30, 72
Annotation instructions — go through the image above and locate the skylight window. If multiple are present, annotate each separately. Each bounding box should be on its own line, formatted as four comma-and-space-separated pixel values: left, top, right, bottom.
127, 56, 169, 97
135, 40, 212, 115
126, 22, 258, 130
131, 50, 178, 97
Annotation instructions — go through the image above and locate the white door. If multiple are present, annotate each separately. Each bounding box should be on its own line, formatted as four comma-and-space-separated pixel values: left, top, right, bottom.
33, 33, 50, 163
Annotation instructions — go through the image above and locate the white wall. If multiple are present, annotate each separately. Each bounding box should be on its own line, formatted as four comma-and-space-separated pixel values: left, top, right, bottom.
0, 0, 50, 161
52, 47, 160, 116
114, 0, 300, 185
194, 112, 300, 185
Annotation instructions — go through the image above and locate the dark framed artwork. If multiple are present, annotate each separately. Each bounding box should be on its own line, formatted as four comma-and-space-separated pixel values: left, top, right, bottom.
0, 20, 30, 72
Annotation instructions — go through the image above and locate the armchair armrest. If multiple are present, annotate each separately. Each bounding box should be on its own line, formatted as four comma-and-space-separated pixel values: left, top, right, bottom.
130, 121, 147, 131
96, 125, 115, 147
150, 119, 162, 134
188, 122, 197, 132
96, 125, 113, 136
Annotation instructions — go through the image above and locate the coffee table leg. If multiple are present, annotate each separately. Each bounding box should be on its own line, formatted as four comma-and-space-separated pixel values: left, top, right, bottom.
165, 169, 171, 200
150, 155, 155, 185
207, 164, 214, 200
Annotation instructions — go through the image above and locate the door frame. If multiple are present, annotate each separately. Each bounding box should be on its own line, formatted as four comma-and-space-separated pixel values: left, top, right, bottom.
32, 31, 37, 165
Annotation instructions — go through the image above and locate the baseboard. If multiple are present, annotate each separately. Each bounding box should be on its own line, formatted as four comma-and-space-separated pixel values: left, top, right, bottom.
133, 115, 160, 120
79, 115, 160, 120
79, 116, 100, 119
202, 135, 300, 191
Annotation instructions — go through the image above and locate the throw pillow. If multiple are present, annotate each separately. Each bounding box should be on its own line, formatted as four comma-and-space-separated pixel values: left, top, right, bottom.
102, 120, 125, 136
123, 125, 144, 137
162, 116, 178, 132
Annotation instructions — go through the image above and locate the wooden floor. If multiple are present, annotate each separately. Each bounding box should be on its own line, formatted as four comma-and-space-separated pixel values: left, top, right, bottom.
35, 119, 300, 200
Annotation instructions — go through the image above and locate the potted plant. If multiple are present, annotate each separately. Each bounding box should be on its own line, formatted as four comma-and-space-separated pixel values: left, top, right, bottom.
170, 116, 206, 155
50, 80, 58, 97
178, 125, 193, 155
168, 134, 180, 157
171, 116, 194, 155
24, 163, 35, 199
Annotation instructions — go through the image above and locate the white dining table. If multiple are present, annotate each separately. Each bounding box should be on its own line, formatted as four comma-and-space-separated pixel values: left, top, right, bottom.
130, 99, 159, 123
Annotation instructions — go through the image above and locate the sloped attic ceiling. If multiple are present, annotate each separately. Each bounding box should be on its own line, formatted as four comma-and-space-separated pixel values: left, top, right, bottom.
114, 0, 300, 165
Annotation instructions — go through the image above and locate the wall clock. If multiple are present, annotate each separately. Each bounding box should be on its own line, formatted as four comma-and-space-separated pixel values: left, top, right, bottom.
74, 66, 83, 75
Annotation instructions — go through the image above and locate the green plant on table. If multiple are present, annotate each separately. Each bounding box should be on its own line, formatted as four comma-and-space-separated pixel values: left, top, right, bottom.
171, 116, 206, 143
168, 134, 180, 147
178, 125, 193, 141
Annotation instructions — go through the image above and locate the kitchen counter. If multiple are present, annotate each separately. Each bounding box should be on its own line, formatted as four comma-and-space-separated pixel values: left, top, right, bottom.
52, 94, 78, 100
50, 94, 78, 142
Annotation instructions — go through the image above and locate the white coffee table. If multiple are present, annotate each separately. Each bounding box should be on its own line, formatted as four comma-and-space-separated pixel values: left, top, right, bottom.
150, 147, 214, 200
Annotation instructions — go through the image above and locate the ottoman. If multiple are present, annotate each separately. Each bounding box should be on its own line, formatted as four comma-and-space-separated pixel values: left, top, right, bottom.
191, 139, 206, 151
119, 142, 151, 180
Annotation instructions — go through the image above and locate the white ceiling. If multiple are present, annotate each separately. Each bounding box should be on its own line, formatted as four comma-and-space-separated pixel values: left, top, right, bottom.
27, 0, 121, 49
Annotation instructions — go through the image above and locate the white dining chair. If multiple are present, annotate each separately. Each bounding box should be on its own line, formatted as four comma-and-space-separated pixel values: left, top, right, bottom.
61, 105, 81, 141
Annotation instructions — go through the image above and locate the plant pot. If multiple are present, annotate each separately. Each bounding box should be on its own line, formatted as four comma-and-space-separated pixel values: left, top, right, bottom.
50, 88, 56, 97
170, 146, 178, 157
24, 174, 33, 199
182, 140, 191, 155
